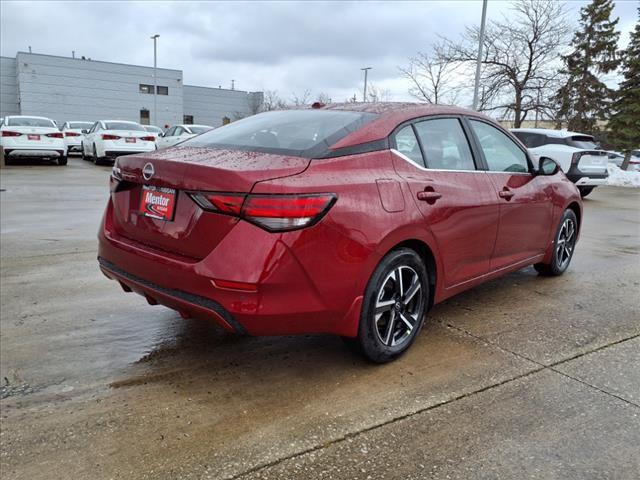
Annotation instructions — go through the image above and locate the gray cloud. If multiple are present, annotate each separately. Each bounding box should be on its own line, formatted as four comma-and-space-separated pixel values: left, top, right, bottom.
1, 1, 636, 103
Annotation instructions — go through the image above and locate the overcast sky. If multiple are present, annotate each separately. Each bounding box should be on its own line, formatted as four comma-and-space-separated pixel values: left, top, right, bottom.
1, 0, 637, 104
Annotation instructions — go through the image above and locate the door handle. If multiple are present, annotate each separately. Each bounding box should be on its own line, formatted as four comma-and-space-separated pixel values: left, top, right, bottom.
498, 188, 514, 200
417, 190, 442, 202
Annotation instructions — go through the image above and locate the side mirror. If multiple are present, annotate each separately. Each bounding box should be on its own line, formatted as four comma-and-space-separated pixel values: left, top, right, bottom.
81, 129, 88, 134
159, 132, 164, 137
538, 156, 559, 176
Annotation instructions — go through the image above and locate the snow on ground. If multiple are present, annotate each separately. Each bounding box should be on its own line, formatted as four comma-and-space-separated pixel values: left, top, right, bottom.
606, 163, 640, 188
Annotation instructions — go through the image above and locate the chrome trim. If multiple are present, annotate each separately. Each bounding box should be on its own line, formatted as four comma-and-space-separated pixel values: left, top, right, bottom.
390, 149, 484, 174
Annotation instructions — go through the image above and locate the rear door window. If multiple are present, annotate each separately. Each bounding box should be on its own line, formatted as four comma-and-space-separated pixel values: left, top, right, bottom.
393, 125, 424, 167
469, 120, 530, 173
414, 118, 476, 171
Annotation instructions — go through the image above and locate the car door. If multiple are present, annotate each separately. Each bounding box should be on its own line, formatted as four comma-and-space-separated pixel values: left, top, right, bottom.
391, 117, 499, 289
84, 122, 97, 154
467, 119, 554, 270
159, 127, 177, 148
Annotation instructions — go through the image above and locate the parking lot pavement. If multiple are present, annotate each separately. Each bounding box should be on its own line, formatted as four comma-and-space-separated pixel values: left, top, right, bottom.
1, 157, 639, 480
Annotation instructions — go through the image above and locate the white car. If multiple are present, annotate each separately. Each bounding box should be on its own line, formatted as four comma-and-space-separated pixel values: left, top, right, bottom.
156, 124, 212, 149
61, 121, 94, 155
81, 120, 157, 165
1, 115, 67, 165
143, 125, 163, 143
511, 128, 608, 197
607, 150, 640, 171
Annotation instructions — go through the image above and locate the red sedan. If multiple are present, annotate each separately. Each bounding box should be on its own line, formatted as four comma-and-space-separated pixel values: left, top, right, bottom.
98, 103, 582, 362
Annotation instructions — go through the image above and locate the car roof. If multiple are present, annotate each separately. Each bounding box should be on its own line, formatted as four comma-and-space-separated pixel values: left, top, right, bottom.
6, 115, 54, 120
510, 128, 593, 139
308, 102, 494, 150
100, 120, 140, 124
180, 124, 212, 128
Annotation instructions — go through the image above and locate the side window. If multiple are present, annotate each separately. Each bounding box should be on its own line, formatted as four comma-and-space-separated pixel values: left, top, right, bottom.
175, 127, 185, 136
166, 127, 176, 136
414, 118, 476, 171
469, 120, 529, 173
393, 125, 424, 167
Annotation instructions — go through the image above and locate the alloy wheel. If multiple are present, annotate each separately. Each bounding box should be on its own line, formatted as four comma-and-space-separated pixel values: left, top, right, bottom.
374, 266, 424, 347
555, 217, 576, 270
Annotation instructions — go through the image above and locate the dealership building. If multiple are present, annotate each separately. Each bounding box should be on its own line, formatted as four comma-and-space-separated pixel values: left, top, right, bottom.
0, 52, 263, 128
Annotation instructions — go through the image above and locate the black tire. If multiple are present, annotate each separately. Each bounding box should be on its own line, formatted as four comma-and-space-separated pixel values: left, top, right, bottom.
534, 209, 578, 276
93, 145, 101, 165
578, 186, 594, 198
81, 143, 88, 160
57, 155, 68, 166
345, 248, 429, 363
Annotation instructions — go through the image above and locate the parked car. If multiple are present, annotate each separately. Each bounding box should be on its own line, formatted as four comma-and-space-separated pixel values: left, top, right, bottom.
61, 121, 94, 155
1, 115, 67, 165
510, 128, 608, 197
81, 120, 156, 165
607, 150, 640, 171
156, 124, 212, 149
98, 104, 582, 363
143, 125, 163, 143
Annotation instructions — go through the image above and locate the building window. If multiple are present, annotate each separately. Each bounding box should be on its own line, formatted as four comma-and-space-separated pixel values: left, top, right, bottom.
140, 109, 150, 125
139, 84, 153, 94
183, 115, 193, 124
157, 86, 169, 95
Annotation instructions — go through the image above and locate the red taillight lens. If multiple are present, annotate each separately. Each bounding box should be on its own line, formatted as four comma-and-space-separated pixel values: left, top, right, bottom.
1, 131, 21, 137
65, 132, 80, 137
189, 193, 336, 232
141, 136, 156, 142
102, 134, 120, 140
46, 132, 64, 138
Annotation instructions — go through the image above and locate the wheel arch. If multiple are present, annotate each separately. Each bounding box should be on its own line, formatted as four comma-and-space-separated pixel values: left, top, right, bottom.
386, 238, 437, 311
566, 201, 582, 233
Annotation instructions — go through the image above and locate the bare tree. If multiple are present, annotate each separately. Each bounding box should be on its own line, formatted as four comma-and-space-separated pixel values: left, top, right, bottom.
399, 52, 461, 104
262, 90, 288, 111
316, 92, 332, 104
366, 83, 392, 103
425, 0, 569, 126
290, 89, 311, 107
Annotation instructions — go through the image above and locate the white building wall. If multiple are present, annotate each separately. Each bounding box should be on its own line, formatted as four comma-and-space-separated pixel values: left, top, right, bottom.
0, 56, 20, 117
183, 85, 262, 127
15, 52, 183, 127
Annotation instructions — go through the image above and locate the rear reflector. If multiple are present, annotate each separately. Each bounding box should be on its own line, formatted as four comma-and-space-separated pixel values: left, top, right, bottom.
102, 134, 120, 140
141, 136, 156, 142
188, 192, 336, 232
212, 278, 258, 292
1, 131, 21, 137
46, 132, 64, 138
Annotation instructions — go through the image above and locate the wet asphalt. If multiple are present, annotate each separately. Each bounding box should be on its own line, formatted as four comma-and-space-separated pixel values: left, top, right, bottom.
0, 157, 638, 479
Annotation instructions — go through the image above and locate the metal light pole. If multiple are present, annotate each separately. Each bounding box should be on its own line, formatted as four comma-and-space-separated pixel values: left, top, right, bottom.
151, 34, 160, 125
361, 67, 372, 102
472, 0, 488, 111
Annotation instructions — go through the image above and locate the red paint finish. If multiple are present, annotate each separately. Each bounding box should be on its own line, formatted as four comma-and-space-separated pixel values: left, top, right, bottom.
98, 103, 582, 338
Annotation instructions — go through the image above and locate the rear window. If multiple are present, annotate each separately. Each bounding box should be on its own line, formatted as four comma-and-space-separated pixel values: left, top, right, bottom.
566, 136, 598, 149
68, 122, 93, 129
184, 110, 377, 157
187, 126, 211, 134
7, 117, 56, 127
144, 126, 163, 133
105, 122, 145, 131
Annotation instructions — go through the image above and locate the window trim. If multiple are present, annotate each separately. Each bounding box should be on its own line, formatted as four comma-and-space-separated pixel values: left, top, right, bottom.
462, 116, 535, 174
389, 114, 482, 172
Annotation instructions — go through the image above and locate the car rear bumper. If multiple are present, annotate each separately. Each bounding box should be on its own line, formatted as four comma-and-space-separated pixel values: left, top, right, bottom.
97, 202, 363, 337
105, 149, 154, 158
4, 148, 65, 157
566, 166, 608, 186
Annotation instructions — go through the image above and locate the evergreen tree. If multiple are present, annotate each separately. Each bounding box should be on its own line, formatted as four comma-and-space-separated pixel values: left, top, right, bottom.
607, 7, 640, 165
555, 0, 620, 132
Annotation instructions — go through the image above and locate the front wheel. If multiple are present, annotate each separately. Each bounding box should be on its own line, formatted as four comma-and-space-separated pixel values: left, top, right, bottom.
578, 186, 594, 198
534, 209, 578, 276
345, 248, 429, 363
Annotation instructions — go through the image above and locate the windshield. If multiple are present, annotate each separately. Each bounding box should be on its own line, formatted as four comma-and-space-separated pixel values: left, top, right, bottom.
105, 122, 145, 131
144, 126, 163, 133
184, 110, 377, 157
68, 122, 93, 129
567, 136, 598, 149
7, 117, 56, 127
187, 126, 212, 134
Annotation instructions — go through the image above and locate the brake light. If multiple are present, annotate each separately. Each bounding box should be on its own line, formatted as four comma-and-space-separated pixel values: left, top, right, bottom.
1, 131, 21, 137
102, 134, 120, 140
189, 193, 336, 232
65, 132, 80, 137
140, 136, 156, 142
46, 132, 63, 138
571, 152, 583, 165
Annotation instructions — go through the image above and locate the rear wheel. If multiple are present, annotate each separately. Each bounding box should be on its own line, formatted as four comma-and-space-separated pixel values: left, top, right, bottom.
578, 186, 594, 198
93, 144, 101, 165
534, 209, 578, 276
57, 155, 68, 166
345, 248, 429, 363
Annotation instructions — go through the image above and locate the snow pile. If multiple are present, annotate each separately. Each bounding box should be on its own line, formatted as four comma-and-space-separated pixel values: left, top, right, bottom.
606, 163, 640, 188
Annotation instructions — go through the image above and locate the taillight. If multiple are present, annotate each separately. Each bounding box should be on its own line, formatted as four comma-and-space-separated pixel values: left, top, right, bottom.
188, 192, 336, 232
571, 152, 583, 165
102, 134, 120, 140
65, 132, 80, 137
140, 136, 156, 142
1, 131, 21, 137
46, 132, 63, 138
